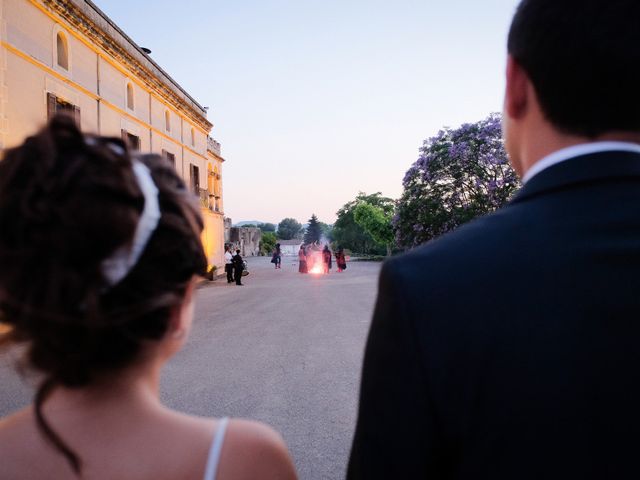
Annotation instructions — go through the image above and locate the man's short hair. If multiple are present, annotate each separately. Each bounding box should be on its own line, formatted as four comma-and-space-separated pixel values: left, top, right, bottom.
508, 0, 640, 137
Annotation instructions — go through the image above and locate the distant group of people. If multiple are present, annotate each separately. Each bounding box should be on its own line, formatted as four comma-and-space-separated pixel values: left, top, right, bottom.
298, 243, 347, 274
224, 246, 245, 285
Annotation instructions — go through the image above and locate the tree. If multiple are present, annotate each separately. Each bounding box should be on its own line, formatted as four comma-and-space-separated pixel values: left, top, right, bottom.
258, 222, 276, 233
394, 113, 520, 248
353, 202, 394, 256
304, 214, 323, 244
318, 222, 334, 242
260, 231, 277, 255
333, 192, 395, 255
277, 218, 302, 240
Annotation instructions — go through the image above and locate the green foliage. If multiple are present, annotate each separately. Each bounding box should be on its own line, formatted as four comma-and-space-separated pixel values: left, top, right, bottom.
353, 202, 394, 255
318, 222, 334, 242
351, 255, 385, 262
304, 214, 323, 244
333, 192, 395, 255
260, 232, 277, 255
277, 218, 302, 240
258, 222, 276, 233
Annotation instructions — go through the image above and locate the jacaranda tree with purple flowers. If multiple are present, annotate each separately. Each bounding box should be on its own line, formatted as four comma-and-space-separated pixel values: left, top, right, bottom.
394, 113, 520, 248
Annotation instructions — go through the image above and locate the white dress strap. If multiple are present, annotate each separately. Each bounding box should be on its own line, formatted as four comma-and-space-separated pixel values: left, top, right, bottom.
203, 417, 230, 480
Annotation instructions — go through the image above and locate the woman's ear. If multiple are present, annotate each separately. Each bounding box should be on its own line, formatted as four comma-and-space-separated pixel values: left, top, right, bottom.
167, 279, 197, 342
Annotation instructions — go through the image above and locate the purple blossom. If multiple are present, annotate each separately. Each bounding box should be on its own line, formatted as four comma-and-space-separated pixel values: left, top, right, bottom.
395, 112, 521, 249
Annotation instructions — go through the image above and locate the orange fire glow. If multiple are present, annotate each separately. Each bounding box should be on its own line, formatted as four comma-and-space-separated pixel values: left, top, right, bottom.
309, 264, 324, 275
306, 249, 325, 275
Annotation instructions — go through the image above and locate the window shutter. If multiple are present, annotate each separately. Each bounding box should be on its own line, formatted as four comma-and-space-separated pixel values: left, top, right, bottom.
190, 164, 201, 193
47, 93, 57, 120
162, 149, 176, 167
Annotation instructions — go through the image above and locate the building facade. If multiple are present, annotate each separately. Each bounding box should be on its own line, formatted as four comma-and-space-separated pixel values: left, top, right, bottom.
224, 219, 262, 257
0, 0, 226, 271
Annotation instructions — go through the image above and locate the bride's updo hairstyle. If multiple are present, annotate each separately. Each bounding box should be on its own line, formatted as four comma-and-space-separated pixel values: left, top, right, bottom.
0, 114, 207, 472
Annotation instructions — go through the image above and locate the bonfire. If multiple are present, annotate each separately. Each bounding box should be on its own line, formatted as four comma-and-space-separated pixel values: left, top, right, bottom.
305, 244, 326, 275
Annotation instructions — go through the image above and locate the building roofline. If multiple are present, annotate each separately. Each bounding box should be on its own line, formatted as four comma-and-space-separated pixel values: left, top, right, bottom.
47, 0, 213, 130
82, 0, 208, 115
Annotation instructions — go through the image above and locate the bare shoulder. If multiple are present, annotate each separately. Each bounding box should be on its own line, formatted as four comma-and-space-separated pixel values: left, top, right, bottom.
217, 419, 297, 480
0, 408, 47, 478
226, 418, 286, 445
0, 407, 34, 447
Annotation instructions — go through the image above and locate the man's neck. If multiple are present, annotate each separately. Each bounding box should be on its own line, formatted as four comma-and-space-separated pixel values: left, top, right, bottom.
519, 130, 640, 180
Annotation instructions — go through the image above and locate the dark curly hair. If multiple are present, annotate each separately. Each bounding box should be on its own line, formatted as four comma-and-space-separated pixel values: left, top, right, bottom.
0, 114, 207, 474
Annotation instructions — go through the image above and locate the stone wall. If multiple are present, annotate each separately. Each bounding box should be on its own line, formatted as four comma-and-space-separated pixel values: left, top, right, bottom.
227, 226, 262, 257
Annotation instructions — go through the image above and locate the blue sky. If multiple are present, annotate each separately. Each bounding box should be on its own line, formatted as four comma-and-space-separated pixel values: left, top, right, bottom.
99, 0, 521, 224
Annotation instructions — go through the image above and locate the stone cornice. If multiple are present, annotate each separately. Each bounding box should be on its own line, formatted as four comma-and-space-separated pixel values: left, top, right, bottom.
40, 0, 213, 132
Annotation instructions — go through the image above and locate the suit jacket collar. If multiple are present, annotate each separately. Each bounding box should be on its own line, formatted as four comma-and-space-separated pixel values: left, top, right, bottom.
511, 151, 640, 204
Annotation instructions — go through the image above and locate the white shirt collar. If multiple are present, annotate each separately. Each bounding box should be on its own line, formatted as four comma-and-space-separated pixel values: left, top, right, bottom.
522, 141, 640, 184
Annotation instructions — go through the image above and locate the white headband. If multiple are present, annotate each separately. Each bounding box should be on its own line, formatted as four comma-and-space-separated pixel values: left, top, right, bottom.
101, 161, 161, 287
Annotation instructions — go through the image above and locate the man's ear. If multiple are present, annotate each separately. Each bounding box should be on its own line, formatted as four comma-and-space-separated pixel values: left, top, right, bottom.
505, 55, 529, 120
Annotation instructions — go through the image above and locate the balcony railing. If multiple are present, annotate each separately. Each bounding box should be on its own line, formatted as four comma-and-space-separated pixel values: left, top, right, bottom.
200, 189, 222, 213
207, 137, 221, 156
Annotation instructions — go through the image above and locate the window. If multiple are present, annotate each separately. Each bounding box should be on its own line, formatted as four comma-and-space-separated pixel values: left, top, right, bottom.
206, 164, 215, 211
190, 164, 200, 194
207, 163, 214, 193
162, 149, 175, 167
212, 166, 221, 212
165, 110, 171, 132
47, 92, 80, 124
191, 127, 195, 147
56, 32, 69, 70
213, 166, 221, 197
120, 129, 140, 150
126, 83, 134, 110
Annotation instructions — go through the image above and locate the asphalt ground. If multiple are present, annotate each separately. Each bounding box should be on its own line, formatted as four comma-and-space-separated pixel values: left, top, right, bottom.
0, 256, 382, 479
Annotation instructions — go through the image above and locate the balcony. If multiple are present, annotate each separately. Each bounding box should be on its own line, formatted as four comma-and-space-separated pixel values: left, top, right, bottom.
207, 137, 221, 156
200, 189, 221, 213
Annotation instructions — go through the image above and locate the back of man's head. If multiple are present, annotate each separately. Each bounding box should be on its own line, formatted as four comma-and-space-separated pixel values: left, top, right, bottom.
508, 0, 640, 138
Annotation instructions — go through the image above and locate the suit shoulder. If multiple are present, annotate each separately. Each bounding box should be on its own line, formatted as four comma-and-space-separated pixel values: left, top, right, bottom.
386, 206, 526, 283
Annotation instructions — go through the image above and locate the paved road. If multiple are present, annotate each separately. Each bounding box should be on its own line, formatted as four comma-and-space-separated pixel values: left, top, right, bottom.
0, 256, 382, 480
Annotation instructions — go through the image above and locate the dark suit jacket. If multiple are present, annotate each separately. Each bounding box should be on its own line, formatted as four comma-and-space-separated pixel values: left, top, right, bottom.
348, 151, 640, 479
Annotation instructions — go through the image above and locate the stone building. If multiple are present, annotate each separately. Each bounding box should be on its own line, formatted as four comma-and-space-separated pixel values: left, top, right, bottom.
277, 239, 303, 256
0, 0, 226, 270
224, 218, 262, 257
230, 226, 261, 257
